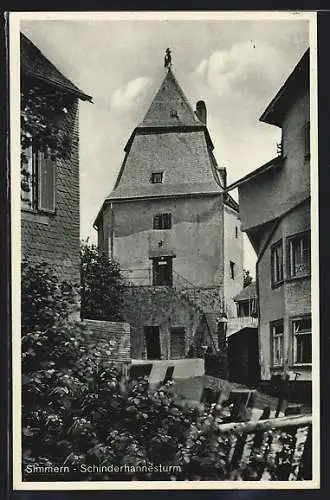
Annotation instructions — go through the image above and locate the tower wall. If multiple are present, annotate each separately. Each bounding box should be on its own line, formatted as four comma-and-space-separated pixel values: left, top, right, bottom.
223, 204, 244, 317
101, 194, 224, 288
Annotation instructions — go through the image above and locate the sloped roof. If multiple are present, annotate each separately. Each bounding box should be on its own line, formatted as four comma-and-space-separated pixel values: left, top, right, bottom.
21, 33, 92, 101
105, 182, 221, 201
260, 49, 309, 127
139, 67, 202, 128
225, 155, 285, 193
94, 66, 241, 224
105, 129, 222, 203
234, 282, 257, 302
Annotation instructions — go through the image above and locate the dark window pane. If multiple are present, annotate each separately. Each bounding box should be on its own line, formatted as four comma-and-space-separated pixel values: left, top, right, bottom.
272, 241, 283, 284
271, 320, 284, 366
153, 213, 171, 230
289, 233, 311, 277
296, 334, 312, 363
38, 151, 56, 212
150, 172, 163, 184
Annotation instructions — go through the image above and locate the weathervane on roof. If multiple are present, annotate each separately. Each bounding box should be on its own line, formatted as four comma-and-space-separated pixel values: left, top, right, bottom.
164, 48, 172, 69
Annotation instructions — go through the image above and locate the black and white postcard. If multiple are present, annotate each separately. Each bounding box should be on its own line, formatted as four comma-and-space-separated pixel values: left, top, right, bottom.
9, 10, 319, 490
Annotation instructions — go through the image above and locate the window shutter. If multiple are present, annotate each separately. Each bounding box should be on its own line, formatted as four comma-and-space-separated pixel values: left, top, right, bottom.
304, 120, 310, 158
21, 145, 33, 209
153, 215, 160, 229
38, 150, 56, 213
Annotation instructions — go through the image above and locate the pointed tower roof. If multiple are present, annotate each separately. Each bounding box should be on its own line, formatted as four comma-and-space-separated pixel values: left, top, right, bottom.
94, 63, 240, 228
139, 67, 202, 128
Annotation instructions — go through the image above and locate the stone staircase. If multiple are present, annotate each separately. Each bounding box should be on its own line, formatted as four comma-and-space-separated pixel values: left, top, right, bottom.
177, 287, 226, 316
172, 270, 226, 317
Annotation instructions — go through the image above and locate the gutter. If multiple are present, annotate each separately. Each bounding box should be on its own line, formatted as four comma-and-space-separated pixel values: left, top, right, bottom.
224, 156, 285, 193
23, 70, 93, 102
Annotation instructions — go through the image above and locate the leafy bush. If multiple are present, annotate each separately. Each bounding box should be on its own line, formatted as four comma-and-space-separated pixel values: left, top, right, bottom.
21, 79, 74, 201
22, 261, 307, 482
21, 261, 77, 335
80, 241, 125, 322
21, 80, 73, 160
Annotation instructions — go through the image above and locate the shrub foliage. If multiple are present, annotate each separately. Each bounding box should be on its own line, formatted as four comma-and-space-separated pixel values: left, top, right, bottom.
21, 261, 307, 481
80, 241, 125, 322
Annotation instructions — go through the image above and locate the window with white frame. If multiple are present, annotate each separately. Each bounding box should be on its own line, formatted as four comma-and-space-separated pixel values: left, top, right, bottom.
21, 145, 56, 213
271, 240, 283, 286
287, 232, 311, 278
292, 316, 312, 365
270, 320, 284, 367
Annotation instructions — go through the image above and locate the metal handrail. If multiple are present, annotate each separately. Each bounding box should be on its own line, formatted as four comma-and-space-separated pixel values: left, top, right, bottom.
172, 270, 196, 289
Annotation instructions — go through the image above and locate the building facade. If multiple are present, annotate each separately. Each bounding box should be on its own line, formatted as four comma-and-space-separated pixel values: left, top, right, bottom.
95, 64, 243, 360
227, 282, 259, 388
227, 50, 311, 399
20, 33, 92, 284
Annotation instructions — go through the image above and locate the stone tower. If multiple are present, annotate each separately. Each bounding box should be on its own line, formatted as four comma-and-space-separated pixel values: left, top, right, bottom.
94, 64, 244, 360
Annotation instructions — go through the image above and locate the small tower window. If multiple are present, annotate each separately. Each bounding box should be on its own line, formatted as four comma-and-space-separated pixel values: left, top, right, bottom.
230, 261, 235, 280
150, 172, 163, 184
153, 213, 172, 230
235, 226, 238, 238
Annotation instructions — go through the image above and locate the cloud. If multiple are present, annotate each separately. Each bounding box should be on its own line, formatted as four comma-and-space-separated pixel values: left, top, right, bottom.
112, 77, 153, 110
195, 59, 208, 76
192, 41, 295, 101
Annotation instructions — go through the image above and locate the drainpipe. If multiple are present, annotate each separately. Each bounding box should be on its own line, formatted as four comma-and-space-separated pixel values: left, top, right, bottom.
110, 202, 114, 259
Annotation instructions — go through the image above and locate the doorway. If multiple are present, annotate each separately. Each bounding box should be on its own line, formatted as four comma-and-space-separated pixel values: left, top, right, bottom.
170, 327, 186, 359
144, 326, 161, 359
152, 256, 173, 286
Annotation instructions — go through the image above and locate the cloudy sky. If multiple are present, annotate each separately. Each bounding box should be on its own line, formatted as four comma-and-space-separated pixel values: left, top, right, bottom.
20, 14, 309, 276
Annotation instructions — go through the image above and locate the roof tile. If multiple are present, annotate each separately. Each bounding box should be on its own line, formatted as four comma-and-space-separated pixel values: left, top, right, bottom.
21, 33, 92, 101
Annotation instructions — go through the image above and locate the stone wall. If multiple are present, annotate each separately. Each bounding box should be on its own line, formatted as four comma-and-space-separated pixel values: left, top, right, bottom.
83, 319, 131, 364
122, 286, 214, 359
103, 194, 224, 288
21, 99, 81, 285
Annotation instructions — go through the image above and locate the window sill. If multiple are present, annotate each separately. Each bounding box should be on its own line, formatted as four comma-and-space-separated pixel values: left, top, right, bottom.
271, 280, 284, 289
21, 210, 51, 225
270, 365, 284, 371
289, 363, 312, 369
286, 274, 311, 283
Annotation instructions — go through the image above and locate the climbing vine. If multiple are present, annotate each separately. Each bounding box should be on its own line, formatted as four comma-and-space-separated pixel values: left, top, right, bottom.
20, 78, 74, 197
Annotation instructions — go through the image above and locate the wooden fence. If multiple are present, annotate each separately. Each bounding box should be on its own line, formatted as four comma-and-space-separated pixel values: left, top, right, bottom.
218, 413, 313, 480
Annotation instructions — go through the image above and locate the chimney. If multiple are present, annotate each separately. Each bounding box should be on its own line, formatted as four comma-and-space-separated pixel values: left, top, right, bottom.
196, 100, 207, 125
218, 167, 227, 188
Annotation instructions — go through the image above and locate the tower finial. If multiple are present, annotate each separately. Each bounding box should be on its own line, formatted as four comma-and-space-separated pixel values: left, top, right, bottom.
164, 48, 172, 69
